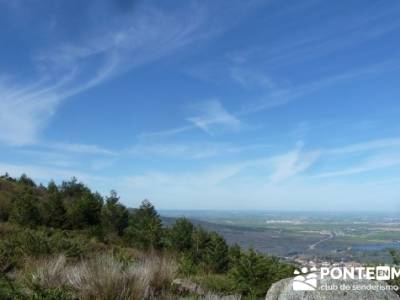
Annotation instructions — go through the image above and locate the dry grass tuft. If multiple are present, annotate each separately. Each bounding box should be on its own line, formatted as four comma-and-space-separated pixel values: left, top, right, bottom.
128, 254, 178, 298
29, 254, 67, 289
27, 253, 177, 300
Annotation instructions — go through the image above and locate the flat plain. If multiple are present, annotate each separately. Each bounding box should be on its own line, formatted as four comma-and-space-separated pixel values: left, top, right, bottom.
161, 210, 400, 264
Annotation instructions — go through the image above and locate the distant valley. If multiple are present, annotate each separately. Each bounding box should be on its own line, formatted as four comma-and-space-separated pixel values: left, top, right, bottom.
161, 210, 400, 265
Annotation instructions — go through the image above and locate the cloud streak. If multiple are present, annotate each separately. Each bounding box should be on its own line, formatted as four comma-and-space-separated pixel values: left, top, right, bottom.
0, 2, 246, 146
187, 100, 242, 134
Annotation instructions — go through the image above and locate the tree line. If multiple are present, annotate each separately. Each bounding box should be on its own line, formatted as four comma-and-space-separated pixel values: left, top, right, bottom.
0, 173, 293, 297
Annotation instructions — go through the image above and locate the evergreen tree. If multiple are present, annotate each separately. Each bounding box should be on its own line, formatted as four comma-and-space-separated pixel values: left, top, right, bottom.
125, 200, 162, 250
10, 188, 41, 227
101, 190, 129, 236
18, 174, 36, 187
205, 232, 229, 273
60, 177, 90, 199
47, 180, 58, 194
228, 243, 242, 269
43, 192, 66, 228
191, 226, 212, 264
229, 248, 275, 297
66, 191, 103, 229
166, 218, 194, 252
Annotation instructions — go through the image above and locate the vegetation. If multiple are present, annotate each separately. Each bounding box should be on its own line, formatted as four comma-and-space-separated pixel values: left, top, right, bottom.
0, 173, 294, 299
388, 250, 400, 296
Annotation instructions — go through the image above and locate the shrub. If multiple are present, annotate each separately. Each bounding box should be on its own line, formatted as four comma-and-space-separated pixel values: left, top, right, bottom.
229, 248, 292, 298
0, 274, 28, 300
193, 273, 235, 294
0, 193, 11, 222
10, 188, 41, 228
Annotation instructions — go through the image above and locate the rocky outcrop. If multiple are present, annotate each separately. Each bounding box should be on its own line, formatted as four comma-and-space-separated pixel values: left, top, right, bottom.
172, 278, 206, 296
266, 277, 400, 300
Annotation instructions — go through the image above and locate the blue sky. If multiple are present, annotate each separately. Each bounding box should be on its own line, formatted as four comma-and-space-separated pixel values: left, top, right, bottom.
1, 0, 400, 211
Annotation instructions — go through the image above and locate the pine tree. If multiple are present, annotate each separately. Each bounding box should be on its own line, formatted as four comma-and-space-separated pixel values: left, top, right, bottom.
125, 200, 163, 250
166, 218, 194, 252
18, 174, 36, 187
229, 248, 275, 297
66, 191, 103, 229
228, 243, 242, 269
43, 192, 66, 228
205, 232, 229, 273
101, 190, 129, 236
191, 226, 212, 264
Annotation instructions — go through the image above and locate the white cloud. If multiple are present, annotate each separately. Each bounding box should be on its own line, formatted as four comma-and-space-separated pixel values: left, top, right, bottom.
269, 146, 320, 183
0, 77, 61, 145
187, 100, 241, 134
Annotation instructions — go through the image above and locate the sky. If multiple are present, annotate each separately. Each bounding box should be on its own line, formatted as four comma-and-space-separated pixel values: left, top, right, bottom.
1, 0, 400, 211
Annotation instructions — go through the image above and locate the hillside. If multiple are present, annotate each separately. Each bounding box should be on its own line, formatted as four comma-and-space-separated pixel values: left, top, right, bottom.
0, 174, 293, 299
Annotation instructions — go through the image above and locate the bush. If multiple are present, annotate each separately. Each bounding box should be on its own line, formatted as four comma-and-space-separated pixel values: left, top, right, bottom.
179, 253, 199, 277
0, 193, 11, 222
10, 188, 41, 228
0, 274, 28, 300
229, 248, 292, 298
193, 273, 235, 294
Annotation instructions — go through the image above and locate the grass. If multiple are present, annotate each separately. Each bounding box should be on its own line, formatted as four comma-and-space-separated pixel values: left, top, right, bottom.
25, 253, 178, 300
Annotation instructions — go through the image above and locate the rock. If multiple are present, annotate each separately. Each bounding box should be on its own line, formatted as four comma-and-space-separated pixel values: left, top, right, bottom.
172, 278, 206, 296
266, 276, 400, 300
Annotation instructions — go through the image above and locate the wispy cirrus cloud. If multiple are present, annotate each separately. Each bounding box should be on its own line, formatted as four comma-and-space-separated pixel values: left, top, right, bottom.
315, 154, 400, 179
45, 142, 117, 156
269, 146, 320, 184
187, 100, 242, 134
326, 137, 400, 155
238, 59, 400, 115
0, 1, 256, 146
227, 1, 400, 69
139, 99, 242, 138
125, 141, 271, 160
0, 77, 64, 145
229, 67, 276, 90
